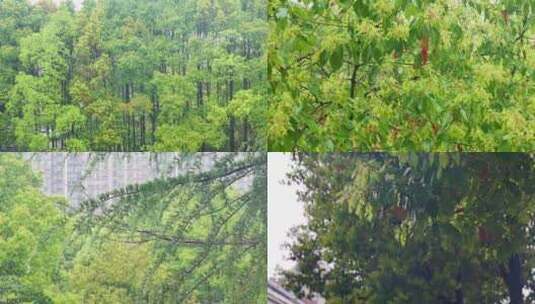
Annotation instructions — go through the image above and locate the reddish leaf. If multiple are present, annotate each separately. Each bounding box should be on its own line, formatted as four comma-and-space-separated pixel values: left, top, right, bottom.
478, 225, 493, 244
501, 10, 509, 24
420, 37, 429, 65
390, 206, 407, 222
479, 166, 490, 181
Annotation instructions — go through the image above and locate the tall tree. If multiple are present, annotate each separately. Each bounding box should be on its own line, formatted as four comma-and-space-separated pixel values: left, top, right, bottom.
283, 153, 535, 303
0, 154, 72, 303
0, 0, 48, 150
71, 153, 267, 303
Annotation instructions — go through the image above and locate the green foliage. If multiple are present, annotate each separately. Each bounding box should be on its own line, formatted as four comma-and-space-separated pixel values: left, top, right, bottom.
0, 153, 267, 303
73, 153, 268, 303
0, 0, 267, 152
283, 153, 535, 303
68, 242, 153, 304
269, 0, 535, 151
0, 154, 70, 303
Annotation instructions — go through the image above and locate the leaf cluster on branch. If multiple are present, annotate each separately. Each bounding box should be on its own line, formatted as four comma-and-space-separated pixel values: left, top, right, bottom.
282, 153, 535, 304
269, 0, 535, 151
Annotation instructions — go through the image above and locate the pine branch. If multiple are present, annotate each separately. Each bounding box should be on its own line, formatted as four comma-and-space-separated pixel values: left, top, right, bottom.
121, 230, 260, 247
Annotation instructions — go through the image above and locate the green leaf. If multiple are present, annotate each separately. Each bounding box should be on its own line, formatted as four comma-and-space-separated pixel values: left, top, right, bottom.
330, 46, 345, 72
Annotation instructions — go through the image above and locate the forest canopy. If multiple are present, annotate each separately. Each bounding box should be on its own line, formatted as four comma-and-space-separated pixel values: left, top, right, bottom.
0, 153, 267, 303
282, 153, 535, 304
0, 0, 267, 152
268, 0, 535, 151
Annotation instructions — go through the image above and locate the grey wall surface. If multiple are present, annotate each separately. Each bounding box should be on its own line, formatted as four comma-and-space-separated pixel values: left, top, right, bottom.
27, 153, 188, 205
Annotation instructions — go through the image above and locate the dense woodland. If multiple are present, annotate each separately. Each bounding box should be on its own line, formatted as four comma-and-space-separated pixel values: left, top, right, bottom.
269, 0, 535, 151
0, 0, 266, 151
0, 153, 267, 303
282, 153, 534, 303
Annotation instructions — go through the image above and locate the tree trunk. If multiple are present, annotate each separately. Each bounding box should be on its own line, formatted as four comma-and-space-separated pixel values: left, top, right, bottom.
350, 64, 358, 99
151, 91, 159, 144
454, 271, 464, 304
501, 254, 524, 304
228, 79, 235, 151
243, 119, 248, 150
141, 113, 145, 147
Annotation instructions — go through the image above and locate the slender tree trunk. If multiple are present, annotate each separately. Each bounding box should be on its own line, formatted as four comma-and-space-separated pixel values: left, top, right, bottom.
124, 113, 129, 150
151, 91, 159, 144
454, 271, 464, 304
228, 79, 235, 151
141, 113, 145, 147
501, 254, 524, 304
350, 64, 358, 99
197, 81, 203, 108
132, 115, 136, 150
243, 119, 248, 150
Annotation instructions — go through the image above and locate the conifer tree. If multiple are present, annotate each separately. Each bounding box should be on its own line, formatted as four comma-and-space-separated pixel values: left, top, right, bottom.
71, 153, 267, 303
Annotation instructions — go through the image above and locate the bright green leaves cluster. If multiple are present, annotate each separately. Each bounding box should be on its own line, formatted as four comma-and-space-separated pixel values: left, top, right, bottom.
269, 0, 535, 151
150, 72, 226, 151
0, 0, 267, 152
68, 242, 153, 304
0, 155, 71, 303
283, 153, 535, 303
